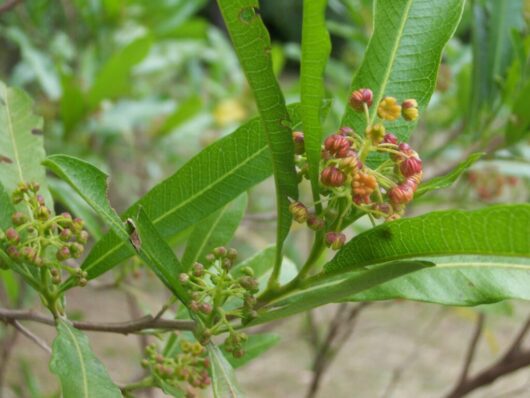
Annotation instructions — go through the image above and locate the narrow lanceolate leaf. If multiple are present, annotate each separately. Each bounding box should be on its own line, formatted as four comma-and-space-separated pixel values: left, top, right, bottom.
341, 0, 465, 146
252, 261, 432, 325
132, 208, 188, 302
208, 344, 245, 398
0, 81, 52, 207
0, 182, 15, 231
75, 105, 300, 281
50, 319, 121, 398
300, 0, 331, 208
325, 204, 530, 274
182, 193, 247, 270
216, 0, 299, 276
222, 333, 280, 369
347, 256, 530, 306
416, 153, 484, 198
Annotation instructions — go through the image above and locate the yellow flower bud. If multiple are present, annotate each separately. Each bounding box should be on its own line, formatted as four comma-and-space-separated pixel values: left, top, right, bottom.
377, 97, 401, 121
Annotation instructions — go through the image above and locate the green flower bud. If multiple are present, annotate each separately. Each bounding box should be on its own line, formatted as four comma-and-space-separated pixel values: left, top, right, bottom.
56, 246, 71, 261
11, 212, 27, 226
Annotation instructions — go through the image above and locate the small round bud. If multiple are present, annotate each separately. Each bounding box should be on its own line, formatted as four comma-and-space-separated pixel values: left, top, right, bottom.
325, 231, 346, 250
189, 300, 200, 313
377, 97, 401, 121
192, 262, 204, 277
36, 206, 50, 221
59, 228, 73, 242
383, 133, 398, 145
239, 276, 259, 293
213, 247, 227, 258
221, 258, 233, 270
29, 182, 40, 192
321, 166, 345, 187
352, 172, 377, 198
36, 195, 45, 206
56, 246, 71, 261
179, 273, 190, 284
292, 131, 305, 155
388, 182, 415, 205
11, 212, 27, 226
227, 248, 238, 261
72, 218, 84, 232
233, 349, 245, 358
6, 246, 20, 260
366, 123, 386, 145
76, 230, 89, 244
401, 99, 419, 121
11, 191, 23, 204
69, 243, 84, 259
21, 246, 36, 261
79, 278, 88, 287
141, 359, 150, 368
400, 156, 423, 178
242, 266, 254, 277
205, 253, 215, 263
338, 126, 354, 137
5, 228, 19, 243
306, 214, 324, 231
350, 88, 373, 111
289, 201, 309, 223
324, 134, 351, 157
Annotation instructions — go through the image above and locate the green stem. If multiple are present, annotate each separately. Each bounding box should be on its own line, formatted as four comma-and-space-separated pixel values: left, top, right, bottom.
121, 376, 154, 393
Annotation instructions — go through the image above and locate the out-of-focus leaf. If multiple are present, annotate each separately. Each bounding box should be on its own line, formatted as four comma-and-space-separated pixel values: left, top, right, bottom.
182, 194, 247, 270
507, 79, 530, 145
60, 75, 87, 137
231, 246, 276, 278
0, 269, 19, 305
77, 104, 301, 280
416, 153, 484, 197
300, 0, 331, 209
6, 28, 61, 100
0, 81, 53, 208
88, 36, 152, 107
48, 179, 102, 239
208, 344, 245, 398
50, 320, 121, 398
252, 261, 432, 324
222, 333, 280, 369
217, 0, 299, 278
325, 205, 530, 274
157, 96, 203, 137
341, 0, 465, 161
0, 182, 15, 231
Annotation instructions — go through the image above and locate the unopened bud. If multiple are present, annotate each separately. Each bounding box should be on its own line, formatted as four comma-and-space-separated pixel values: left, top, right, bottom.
213, 247, 227, 258
227, 248, 238, 261
192, 262, 204, 277
306, 214, 324, 231
388, 182, 415, 205
338, 126, 354, 137
59, 228, 72, 242
377, 97, 401, 121
321, 166, 345, 187
383, 133, 398, 145
350, 88, 373, 111
366, 123, 385, 145
76, 230, 89, 244
5, 228, 19, 243
56, 246, 71, 261
11, 212, 27, 226
179, 273, 190, 284
401, 99, 419, 121
69, 243, 84, 259
199, 303, 212, 314
324, 134, 351, 157
289, 201, 309, 223
325, 232, 346, 250
400, 156, 423, 178
292, 131, 305, 155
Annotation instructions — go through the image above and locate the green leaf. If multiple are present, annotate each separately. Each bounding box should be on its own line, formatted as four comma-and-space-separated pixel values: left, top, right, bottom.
87, 36, 152, 107
43, 156, 188, 301
131, 207, 188, 302
182, 193, 247, 270
217, 0, 299, 279
325, 205, 530, 274
415, 153, 484, 198
341, 0, 465, 147
50, 319, 121, 398
230, 246, 276, 278
300, 0, 331, 208
77, 104, 300, 280
0, 182, 15, 231
507, 79, 530, 145
208, 344, 245, 398
222, 333, 280, 369
0, 81, 53, 208
347, 256, 530, 305
252, 261, 432, 324
60, 74, 87, 137
0, 269, 19, 305
157, 96, 203, 137
43, 155, 129, 243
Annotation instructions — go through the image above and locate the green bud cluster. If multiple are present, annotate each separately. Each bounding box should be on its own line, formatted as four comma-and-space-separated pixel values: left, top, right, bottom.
179, 247, 258, 358
0, 182, 89, 287
143, 340, 211, 395
291, 89, 424, 243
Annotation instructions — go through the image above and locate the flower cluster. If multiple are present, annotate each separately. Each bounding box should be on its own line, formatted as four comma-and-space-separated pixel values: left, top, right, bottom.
291, 88, 423, 250
143, 339, 210, 395
179, 247, 257, 358
0, 182, 89, 286
468, 169, 519, 201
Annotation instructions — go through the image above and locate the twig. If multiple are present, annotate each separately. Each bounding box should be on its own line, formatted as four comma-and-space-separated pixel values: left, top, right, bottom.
10, 320, 51, 354
0, 307, 195, 334
445, 314, 530, 398
0, 0, 22, 14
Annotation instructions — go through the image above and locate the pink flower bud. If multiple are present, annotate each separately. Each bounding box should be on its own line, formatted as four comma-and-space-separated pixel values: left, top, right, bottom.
388, 182, 415, 205
292, 131, 305, 155
321, 166, 346, 187
306, 214, 325, 231
324, 134, 351, 156
350, 88, 373, 111
325, 231, 346, 250
400, 156, 423, 177
11, 212, 27, 226
5, 228, 19, 243
338, 126, 354, 136
383, 133, 398, 145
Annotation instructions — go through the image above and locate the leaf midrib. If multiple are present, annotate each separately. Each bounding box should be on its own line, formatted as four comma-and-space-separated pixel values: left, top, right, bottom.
1, 84, 24, 182
211, 346, 240, 398
369, 0, 414, 124
62, 322, 89, 397
85, 145, 269, 272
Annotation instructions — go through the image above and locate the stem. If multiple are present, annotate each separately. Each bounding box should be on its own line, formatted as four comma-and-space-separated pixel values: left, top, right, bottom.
121, 376, 154, 393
